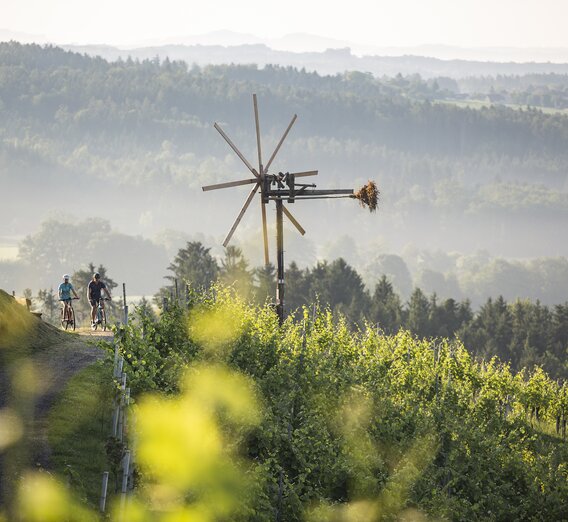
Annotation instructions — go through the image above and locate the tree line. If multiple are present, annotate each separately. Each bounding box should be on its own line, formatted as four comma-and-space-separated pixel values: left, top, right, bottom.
457, 73, 568, 109
161, 241, 568, 380
7, 217, 568, 307
25, 236, 568, 382
2, 41, 568, 159
2, 42, 568, 266
26, 237, 567, 381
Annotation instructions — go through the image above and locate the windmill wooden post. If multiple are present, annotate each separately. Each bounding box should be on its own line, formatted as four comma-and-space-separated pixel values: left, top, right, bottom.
276, 198, 284, 321
203, 94, 378, 324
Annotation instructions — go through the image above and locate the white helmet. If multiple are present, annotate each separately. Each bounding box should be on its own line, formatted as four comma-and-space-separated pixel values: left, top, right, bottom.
63, 274, 70, 280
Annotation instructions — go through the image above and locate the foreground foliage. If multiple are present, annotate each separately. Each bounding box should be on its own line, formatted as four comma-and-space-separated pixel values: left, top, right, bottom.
112, 288, 568, 521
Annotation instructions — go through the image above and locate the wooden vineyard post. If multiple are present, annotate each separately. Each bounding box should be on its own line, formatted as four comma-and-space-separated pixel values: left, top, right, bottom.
99, 471, 109, 512
118, 372, 127, 442
121, 450, 131, 495
110, 334, 135, 518
112, 350, 124, 437
122, 283, 128, 325
118, 450, 131, 521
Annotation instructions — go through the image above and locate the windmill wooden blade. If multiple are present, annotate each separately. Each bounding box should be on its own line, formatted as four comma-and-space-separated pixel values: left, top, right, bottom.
291, 170, 318, 178
261, 200, 269, 265
265, 114, 297, 173
214, 122, 259, 178
202, 178, 258, 192
223, 182, 260, 247
282, 205, 306, 236
253, 94, 263, 175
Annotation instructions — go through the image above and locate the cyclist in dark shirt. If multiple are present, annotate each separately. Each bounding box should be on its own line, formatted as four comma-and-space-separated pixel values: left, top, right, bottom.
88, 272, 112, 326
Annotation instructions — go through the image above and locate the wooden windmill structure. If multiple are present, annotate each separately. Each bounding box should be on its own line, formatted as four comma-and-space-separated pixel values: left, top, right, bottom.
203, 94, 377, 324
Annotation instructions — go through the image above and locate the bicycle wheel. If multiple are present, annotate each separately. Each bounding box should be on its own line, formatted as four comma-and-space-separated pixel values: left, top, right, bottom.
60, 307, 66, 329
101, 308, 107, 331
93, 305, 102, 330
69, 306, 76, 331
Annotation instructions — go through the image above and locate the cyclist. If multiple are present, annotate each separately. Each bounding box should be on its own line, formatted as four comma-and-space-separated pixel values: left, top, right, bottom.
58, 274, 79, 321
88, 272, 112, 327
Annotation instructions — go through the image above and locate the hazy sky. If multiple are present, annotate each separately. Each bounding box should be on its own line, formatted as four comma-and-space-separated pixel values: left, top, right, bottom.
1, 0, 566, 49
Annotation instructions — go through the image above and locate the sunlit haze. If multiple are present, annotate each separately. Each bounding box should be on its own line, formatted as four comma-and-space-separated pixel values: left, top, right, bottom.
1, 0, 568, 52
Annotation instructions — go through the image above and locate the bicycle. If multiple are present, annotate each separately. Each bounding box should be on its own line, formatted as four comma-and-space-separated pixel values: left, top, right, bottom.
60, 297, 79, 331
92, 297, 110, 331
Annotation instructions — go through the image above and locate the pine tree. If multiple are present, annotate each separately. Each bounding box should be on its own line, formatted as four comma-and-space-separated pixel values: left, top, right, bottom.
136, 296, 157, 322
220, 246, 253, 297
552, 303, 568, 360
36, 288, 58, 325
254, 263, 275, 305
165, 241, 219, 291
406, 288, 430, 338
285, 261, 309, 313
370, 275, 403, 334
436, 297, 461, 338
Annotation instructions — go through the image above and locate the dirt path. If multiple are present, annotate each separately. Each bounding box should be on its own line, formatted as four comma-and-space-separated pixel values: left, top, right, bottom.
1, 291, 117, 505
29, 331, 109, 469
0, 325, 110, 493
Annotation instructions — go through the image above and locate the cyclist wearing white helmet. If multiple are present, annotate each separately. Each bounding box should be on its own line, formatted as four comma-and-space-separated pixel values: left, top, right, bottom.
58, 274, 79, 318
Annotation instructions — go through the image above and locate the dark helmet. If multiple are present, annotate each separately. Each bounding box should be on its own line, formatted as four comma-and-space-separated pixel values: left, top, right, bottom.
93, 272, 100, 279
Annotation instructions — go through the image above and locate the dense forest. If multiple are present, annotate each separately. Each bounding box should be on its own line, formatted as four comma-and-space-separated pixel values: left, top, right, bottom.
24, 236, 568, 382
3, 42, 568, 157
1, 42, 568, 300
153, 241, 568, 381
4, 218, 568, 308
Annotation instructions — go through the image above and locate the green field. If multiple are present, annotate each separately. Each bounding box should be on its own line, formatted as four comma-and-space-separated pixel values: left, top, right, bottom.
437, 97, 568, 115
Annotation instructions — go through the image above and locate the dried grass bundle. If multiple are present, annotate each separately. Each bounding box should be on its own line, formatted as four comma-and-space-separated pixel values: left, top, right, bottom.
352, 180, 379, 212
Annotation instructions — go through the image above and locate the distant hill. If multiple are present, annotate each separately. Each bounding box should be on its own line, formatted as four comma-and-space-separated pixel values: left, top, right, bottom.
1, 42, 568, 299
61, 42, 568, 79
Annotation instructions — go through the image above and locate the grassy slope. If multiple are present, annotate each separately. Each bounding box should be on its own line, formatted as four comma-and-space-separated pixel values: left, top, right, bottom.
47, 360, 115, 508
